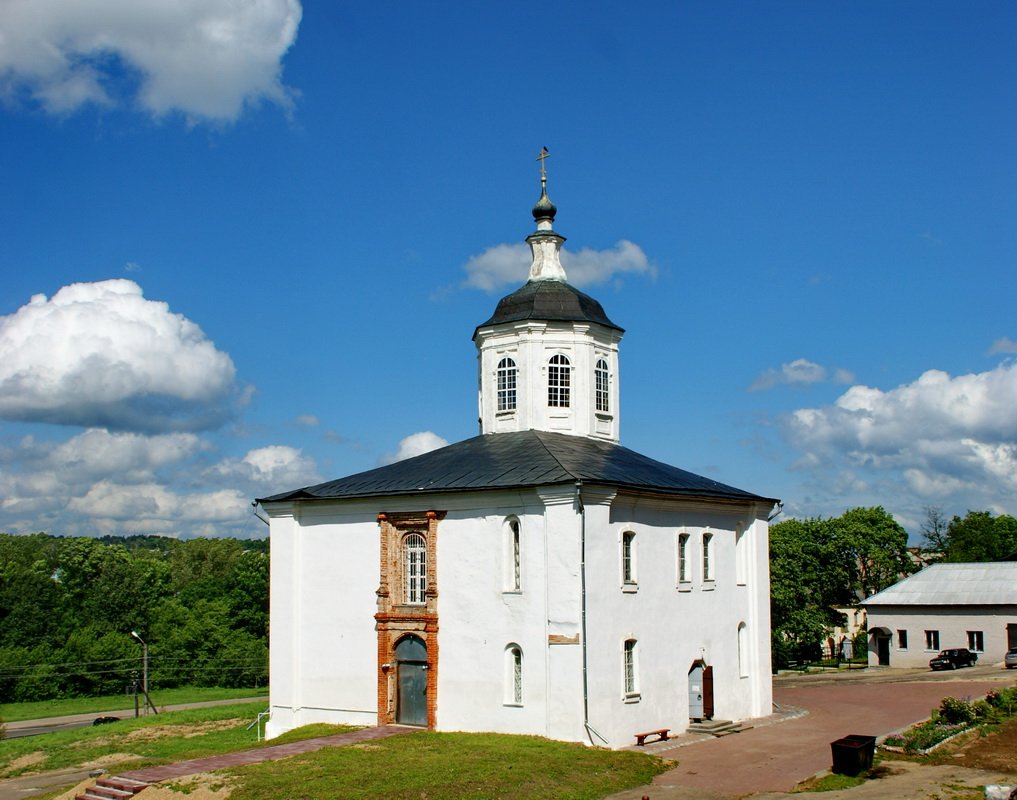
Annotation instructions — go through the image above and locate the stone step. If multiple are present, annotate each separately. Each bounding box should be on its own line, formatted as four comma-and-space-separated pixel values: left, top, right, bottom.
686, 719, 745, 736
76, 775, 151, 800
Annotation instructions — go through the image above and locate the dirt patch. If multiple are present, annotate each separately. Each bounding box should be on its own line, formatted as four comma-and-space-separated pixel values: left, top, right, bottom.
939, 717, 1017, 773
2, 752, 47, 775
81, 719, 243, 748
140, 772, 236, 800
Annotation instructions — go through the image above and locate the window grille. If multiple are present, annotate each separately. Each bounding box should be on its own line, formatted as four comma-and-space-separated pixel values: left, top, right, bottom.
595, 358, 609, 412
548, 354, 571, 407
405, 533, 426, 604
497, 357, 517, 412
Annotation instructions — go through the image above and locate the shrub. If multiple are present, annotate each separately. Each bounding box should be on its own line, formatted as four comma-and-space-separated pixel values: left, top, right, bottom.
938, 697, 974, 725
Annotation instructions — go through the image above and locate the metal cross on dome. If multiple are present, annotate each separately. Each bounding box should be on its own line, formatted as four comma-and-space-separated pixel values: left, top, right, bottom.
536, 146, 550, 182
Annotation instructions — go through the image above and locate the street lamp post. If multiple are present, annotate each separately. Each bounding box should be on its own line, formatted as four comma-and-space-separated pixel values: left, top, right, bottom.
130, 630, 149, 713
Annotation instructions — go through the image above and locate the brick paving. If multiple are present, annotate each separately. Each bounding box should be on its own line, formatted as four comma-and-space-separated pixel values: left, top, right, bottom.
114, 724, 417, 784
607, 671, 1013, 800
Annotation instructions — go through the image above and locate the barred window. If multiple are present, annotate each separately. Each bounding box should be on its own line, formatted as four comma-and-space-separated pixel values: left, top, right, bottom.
623, 639, 638, 696
678, 533, 691, 583
497, 357, 517, 412
405, 533, 426, 604
595, 358, 609, 412
702, 533, 714, 582
548, 354, 571, 407
505, 644, 523, 705
622, 532, 636, 584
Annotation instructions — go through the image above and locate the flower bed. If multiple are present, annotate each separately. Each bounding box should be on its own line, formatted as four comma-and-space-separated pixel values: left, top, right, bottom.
881, 687, 1017, 755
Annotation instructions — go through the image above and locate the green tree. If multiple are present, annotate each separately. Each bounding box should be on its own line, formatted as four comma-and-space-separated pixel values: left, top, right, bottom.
832, 506, 912, 598
940, 510, 1017, 562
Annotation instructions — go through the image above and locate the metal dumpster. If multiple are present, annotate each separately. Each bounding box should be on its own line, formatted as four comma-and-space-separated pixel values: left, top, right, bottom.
830, 734, 876, 776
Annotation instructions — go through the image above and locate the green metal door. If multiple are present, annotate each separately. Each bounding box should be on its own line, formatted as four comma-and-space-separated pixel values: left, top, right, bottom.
395, 635, 428, 726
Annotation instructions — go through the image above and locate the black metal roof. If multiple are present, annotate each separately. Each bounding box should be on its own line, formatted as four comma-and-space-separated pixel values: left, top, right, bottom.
257, 430, 773, 505
473, 280, 623, 338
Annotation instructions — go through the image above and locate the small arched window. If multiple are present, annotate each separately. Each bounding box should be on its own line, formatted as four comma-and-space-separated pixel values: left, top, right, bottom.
702, 532, 714, 582
404, 533, 426, 604
505, 644, 523, 705
595, 358, 609, 412
677, 533, 691, 584
548, 354, 571, 408
623, 639, 638, 697
621, 531, 636, 585
497, 357, 517, 412
504, 518, 521, 592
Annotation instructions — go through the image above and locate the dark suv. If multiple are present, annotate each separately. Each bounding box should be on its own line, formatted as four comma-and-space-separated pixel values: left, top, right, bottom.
929, 648, 977, 670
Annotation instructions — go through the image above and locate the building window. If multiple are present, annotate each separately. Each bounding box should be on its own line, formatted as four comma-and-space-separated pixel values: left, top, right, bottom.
737, 622, 749, 678
497, 357, 517, 412
505, 644, 523, 705
925, 630, 940, 651
623, 639, 638, 698
702, 532, 714, 582
621, 531, 636, 586
967, 631, 984, 652
504, 518, 521, 592
404, 533, 426, 604
897, 630, 908, 649
595, 358, 609, 412
677, 533, 691, 585
548, 354, 571, 407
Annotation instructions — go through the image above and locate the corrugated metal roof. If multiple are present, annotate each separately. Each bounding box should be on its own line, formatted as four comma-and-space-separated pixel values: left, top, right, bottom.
473, 280, 623, 336
861, 562, 1017, 606
257, 430, 774, 505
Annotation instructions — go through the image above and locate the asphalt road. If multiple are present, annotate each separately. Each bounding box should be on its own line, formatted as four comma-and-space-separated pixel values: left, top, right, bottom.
4, 696, 266, 739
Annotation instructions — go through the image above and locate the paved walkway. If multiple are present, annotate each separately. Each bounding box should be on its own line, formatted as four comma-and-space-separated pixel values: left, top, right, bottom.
115, 725, 415, 784
607, 667, 1014, 800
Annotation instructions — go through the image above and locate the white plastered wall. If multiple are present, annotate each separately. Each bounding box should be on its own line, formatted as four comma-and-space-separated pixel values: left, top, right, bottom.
866, 605, 1017, 668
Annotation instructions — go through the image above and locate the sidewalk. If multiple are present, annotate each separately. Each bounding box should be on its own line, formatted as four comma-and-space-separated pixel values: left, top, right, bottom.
606, 673, 1012, 800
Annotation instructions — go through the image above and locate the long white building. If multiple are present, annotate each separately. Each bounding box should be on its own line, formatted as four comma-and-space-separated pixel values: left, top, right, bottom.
258, 171, 778, 748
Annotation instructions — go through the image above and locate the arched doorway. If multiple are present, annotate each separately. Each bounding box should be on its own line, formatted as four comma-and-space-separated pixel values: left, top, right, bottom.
395, 635, 428, 726
688, 660, 714, 722
870, 628, 891, 666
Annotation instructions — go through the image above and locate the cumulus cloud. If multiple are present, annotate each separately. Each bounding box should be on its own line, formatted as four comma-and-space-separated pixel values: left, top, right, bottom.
782, 362, 1017, 508
749, 358, 855, 392
0, 0, 302, 122
211, 445, 320, 489
988, 336, 1017, 355
381, 431, 449, 465
0, 279, 241, 433
462, 240, 653, 292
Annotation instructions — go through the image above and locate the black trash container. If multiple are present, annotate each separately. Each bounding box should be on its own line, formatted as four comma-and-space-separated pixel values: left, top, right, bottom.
830, 734, 876, 776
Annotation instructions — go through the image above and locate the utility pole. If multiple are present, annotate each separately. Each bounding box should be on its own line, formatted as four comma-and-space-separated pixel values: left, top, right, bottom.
131, 630, 157, 715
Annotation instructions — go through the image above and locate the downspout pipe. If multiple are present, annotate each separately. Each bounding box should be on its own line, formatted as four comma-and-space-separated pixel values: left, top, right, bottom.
577, 480, 608, 746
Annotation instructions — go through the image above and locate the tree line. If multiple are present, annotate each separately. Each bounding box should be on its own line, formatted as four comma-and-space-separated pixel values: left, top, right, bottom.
769, 506, 1017, 668
0, 533, 267, 702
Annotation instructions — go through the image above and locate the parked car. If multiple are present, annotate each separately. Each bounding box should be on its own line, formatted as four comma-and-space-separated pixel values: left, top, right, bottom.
92, 716, 120, 726
1005, 647, 1017, 669
929, 648, 977, 670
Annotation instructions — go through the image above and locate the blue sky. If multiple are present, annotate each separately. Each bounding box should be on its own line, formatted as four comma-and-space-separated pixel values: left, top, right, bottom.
1, 2, 1015, 539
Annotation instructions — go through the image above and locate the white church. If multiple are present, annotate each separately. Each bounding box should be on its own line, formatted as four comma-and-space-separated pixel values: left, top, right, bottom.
258, 167, 777, 748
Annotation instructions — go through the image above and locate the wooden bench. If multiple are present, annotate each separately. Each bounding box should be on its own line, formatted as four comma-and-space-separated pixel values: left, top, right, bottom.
634, 728, 669, 746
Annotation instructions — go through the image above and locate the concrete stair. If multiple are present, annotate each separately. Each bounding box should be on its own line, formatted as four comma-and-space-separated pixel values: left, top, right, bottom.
686, 719, 751, 737
75, 775, 150, 800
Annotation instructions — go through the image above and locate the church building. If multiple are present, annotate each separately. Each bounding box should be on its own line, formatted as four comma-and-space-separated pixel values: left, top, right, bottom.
257, 166, 778, 748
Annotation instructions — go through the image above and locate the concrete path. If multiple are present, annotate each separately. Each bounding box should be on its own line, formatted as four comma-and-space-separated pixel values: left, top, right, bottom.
607, 666, 1015, 800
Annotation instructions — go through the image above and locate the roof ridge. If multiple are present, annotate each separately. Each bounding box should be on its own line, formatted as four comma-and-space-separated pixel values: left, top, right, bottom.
532, 430, 581, 483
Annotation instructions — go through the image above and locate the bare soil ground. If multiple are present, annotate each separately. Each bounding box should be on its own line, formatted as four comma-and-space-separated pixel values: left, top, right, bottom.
939, 716, 1017, 773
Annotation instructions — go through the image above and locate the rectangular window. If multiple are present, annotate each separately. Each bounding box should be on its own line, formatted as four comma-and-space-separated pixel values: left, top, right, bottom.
702, 533, 714, 582
897, 630, 908, 649
677, 533, 690, 584
967, 631, 984, 652
623, 639, 638, 698
621, 532, 636, 586
925, 630, 939, 651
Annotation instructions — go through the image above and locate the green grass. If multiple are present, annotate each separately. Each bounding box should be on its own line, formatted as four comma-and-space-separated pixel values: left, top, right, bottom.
0, 686, 267, 722
0, 702, 309, 778
229, 730, 668, 800
793, 772, 866, 792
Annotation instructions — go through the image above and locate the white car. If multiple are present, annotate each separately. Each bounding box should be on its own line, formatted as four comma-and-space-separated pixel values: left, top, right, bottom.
1006, 647, 1017, 669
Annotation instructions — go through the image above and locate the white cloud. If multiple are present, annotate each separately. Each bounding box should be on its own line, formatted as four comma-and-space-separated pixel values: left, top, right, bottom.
0, 0, 301, 122
381, 431, 449, 465
211, 445, 320, 489
0, 279, 241, 432
988, 336, 1017, 355
782, 362, 1017, 509
294, 414, 319, 427
749, 358, 855, 392
462, 240, 653, 293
